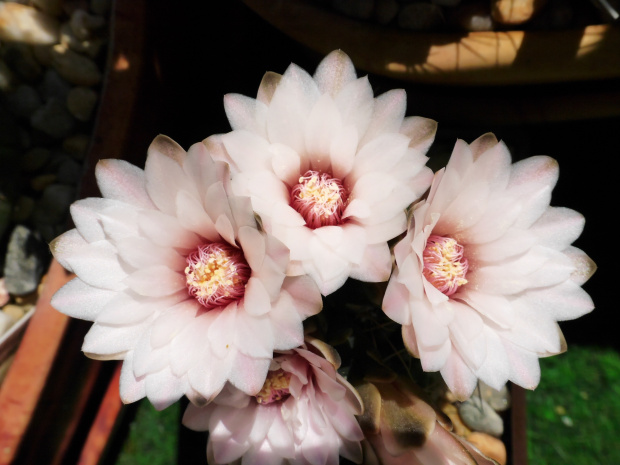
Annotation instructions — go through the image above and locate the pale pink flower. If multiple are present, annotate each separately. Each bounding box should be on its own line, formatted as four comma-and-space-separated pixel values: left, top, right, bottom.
183, 339, 364, 465
0, 278, 9, 307
383, 134, 596, 399
208, 50, 435, 295
50, 135, 322, 409
358, 379, 497, 465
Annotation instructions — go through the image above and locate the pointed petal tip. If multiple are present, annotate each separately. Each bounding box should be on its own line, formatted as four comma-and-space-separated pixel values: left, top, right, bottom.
148, 134, 186, 164
257, 71, 282, 104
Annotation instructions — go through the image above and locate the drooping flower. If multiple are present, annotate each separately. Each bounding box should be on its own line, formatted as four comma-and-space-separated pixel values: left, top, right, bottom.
382, 134, 596, 399
50, 135, 323, 409
357, 378, 498, 465
183, 339, 364, 465
207, 50, 436, 295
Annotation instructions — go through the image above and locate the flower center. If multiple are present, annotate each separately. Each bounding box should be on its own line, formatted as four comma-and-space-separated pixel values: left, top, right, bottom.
423, 235, 469, 296
290, 170, 348, 229
255, 369, 292, 405
184, 243, 250, 309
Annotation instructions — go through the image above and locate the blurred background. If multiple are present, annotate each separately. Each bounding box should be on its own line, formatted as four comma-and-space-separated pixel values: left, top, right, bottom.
0, 0, 618, 464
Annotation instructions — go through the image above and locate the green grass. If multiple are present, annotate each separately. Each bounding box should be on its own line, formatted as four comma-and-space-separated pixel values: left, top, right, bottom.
116, 400, 180, 465
527, 345, 620, 465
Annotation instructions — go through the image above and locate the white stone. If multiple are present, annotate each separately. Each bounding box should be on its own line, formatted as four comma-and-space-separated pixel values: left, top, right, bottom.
50, 43, 101, 86
0, 3, 60, 45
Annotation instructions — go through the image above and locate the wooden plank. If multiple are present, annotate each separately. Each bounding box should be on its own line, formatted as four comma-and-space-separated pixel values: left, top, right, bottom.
77, 363, 122, 465
0, 260, 73, 465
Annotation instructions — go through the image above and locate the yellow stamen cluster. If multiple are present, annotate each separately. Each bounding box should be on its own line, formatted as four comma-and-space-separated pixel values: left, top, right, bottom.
185, 243, 250, 309
290, 170, 348, 229
423, 235, 469, 296
255, 370, 292, 405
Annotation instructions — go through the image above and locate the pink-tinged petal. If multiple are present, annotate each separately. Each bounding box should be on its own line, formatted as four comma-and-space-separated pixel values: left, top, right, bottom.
383, 277, 411, 326
138, 210, 200, 250
234, 311, 276, 359
530, 207, 585, 251
95, 291, 157, 326
243, 277, 272, 316
184, 142, 228, 201
257, 71, 282, 105
169, 312, 212, 377
205, 180, 236, 230
458, 289, 516, 329
188, 349, 231, 401
238, 226, 266, 270
224, 93, 268, 137
440, 350, 478, 400
418, 337, 451, 372
268, 294, 305, 350
360, 89, 406, 147
207, 306, 239, 359
133, 328, 170, 377
518, 279, 594, 322
145, 136, 194, 215
149, 300, 198, 348
348, 242, 391, 283
465, 228, 537, 263
69, 198, 106, 242
215, 214, 236, 247
83, 320, 149, 358
50, 228, 87, 272
222, 129, 272, 172
116, 236, 187, 271
349, 133, 410, 181
119, 351, 146, 404
314, 50, 357, 96
267, 413, 296, 458
564, 246, 597, 285
229, 352, 271, 396
448, 303, 486, 370
253, 256, 286, 301
95, 159, 155, 210
357, 213, 407, 244
281, 275, 322, 319
508, 156, 559, 228
145, 367, 188, 410
399, 116, 437, 153
472, 327, 510, 391
270, 142, 301, 187
304, 94, 343, 173
124, 265, 186, 297
503, 340, 541, 390
65, 240, 128, 291
343, 198, 370, 220
51, 277, 116, 321
411, 300, 450, 350
330, 124, 359, 181
182, 403, 213, 431
267, 63, 320, 154
175, 190, 220, 241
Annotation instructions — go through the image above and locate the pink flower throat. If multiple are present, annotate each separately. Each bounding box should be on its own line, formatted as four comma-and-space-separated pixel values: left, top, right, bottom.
423, 235, 469, 296
255, 369, 292, 405
184, 242, 250, 309
290, 170, 348, 229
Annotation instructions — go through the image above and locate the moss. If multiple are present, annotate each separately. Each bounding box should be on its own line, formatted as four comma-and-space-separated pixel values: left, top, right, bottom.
527, 346, 620, 464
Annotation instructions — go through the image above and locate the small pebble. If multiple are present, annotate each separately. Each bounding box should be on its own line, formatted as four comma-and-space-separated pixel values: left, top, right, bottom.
30, 173, 58, 191
458, 396, 504, 437
70, 9, 106, 40
5, 84, 42, 119
51, 43, 102, 86
63, 134, 91, 159
30, 98, 76, 139
0, 311, 13, 336
374, 0, 399, 24
466, 432, 507, 465
398, 3, 444, 30
66, 87, 98, 121
21, 147, 52, 172
2, 304, 29, 322
332, 0, 375, 19
39, 68, 72, 102
12, 196, 35, 223
473, 381, 511, 412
